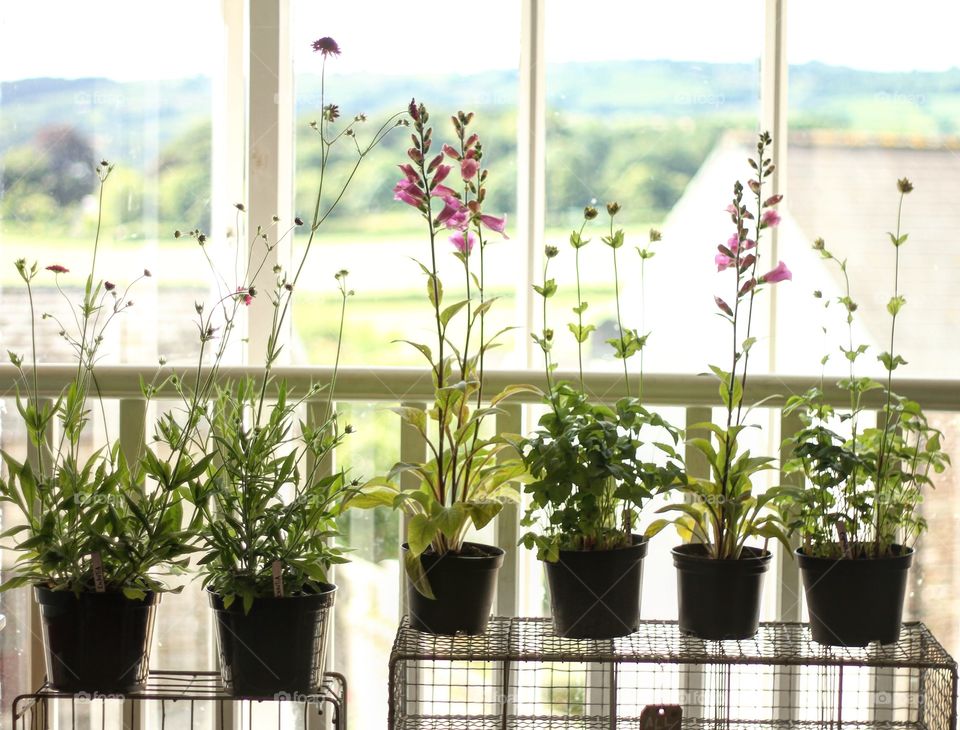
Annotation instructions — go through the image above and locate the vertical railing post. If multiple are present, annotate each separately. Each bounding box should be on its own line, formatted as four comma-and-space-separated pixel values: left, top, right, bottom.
397, 401, 428, 621
119, 398, 149, 729
494, 403, 523, 722
494, 403, 522, 619
397, 400, 427, 717
25, 397, 54, 694
682, 406, 713, 720
306, 398, 335, 730
775, 409, 803, 723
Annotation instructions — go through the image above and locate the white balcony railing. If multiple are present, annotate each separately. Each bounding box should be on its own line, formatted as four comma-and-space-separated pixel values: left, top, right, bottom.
2, 364, 958, 728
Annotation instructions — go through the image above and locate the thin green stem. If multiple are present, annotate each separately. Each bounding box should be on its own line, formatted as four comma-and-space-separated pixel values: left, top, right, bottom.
574, 242, 585, 393
874, 191, 906, 555
610, 217, 630, 398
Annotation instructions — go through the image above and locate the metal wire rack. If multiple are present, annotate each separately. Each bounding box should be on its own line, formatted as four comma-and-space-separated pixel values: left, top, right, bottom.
13, 670, 347, 730
389, 618, 958, 729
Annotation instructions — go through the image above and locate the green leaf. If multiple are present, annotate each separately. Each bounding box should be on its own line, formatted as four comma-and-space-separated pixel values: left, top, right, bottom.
878, 351, 908, 372
567, 322, 596, 344
403, 550, 435, 599
440, 299, 469, 327
407, 514, 438, 557
532, 279, 558, 298
490, 383, 541, 406
394, 340, 433, 366
390, 406, 428, 436
435, 504, 466, 537
464, 501, 502, 531
644, 518, 672, 538
426, 274, 443, 308
887, 295, 906, 316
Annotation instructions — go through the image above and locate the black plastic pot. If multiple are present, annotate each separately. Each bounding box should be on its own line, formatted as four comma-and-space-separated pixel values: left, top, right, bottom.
208, 584, 336, 697
797, 545, 913, 646
545, 534, 648, 639
35, 586, 159, 693
672, 544, 771, 640
405, 542, 503, 635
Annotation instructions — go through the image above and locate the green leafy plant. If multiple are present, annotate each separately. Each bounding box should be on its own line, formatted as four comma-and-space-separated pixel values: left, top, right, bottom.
150, 37, 403, 610
353, 103, 535, 597
0, 162, 196, 598
780, 179, 949, 559
646, 132, 792, 559
520, 206, 683, 561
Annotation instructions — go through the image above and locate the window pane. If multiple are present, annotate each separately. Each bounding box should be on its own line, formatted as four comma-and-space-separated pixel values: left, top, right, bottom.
785, 0, 960, 663
545, 1, 763, 379
290, 0, 522, 369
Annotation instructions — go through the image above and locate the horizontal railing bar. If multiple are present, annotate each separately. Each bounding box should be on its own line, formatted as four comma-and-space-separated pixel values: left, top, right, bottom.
2, 365, 960, 411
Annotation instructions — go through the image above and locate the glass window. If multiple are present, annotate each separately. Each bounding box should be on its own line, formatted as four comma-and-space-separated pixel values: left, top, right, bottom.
0, 3, 229, 725
785, 0, 960, 661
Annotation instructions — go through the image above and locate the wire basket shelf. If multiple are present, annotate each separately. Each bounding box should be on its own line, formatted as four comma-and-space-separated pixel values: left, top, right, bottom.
389, 618, 958, 730
13, 670, 346, 730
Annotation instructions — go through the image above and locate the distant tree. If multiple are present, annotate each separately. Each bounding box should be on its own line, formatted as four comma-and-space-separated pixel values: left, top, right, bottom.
31, 124, 97, 205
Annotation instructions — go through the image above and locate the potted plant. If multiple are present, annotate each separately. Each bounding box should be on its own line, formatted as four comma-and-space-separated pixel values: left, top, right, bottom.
780, 179, 949, 646
520, 206, 683, 639
0, 162, 198, 692
353, 102, 533, 636
154, 37, 403, 694
646, 132, 793, 640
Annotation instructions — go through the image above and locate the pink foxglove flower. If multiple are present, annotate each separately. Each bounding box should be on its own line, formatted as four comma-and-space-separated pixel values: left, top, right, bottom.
430, 184, 457, 202
761, 209, 781, 228
479, 214, 508, 237
460, 158, 480, 180
393, 180, 423, 208
715, 252, 734, 272
442, 144, 460, 159
431, 164, 451, 186
760, 260, 792, 283
450, 230, 476, 255
398, 163, 419, 183
437, 200, 469, 229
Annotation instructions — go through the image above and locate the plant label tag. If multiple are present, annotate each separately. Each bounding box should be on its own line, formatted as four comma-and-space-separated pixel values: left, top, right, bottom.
837, 523, 850, 556
272, 560, 284, 597
91, 552, 106, 593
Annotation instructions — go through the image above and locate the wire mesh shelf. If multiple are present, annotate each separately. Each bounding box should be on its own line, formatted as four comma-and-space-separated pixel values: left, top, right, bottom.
13, 670, 347, 730
389, 618, 958, 730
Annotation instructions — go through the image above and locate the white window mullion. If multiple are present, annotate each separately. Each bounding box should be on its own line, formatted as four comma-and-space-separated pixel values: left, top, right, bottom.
246, 0, 293, 365
517, 0, 546, 370
762, 0, 789, 377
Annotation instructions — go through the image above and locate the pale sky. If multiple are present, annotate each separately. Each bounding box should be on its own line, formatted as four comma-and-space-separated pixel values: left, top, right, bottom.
1, 1, 957, 82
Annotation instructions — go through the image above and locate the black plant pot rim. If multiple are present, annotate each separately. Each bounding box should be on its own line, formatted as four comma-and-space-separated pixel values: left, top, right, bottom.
796, 544, 914, 569
402, 541, 505, 565
206, 583, 336, 612
34, 585, 159, 606
672, 543, 772, 574
541, 533, 649, 560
